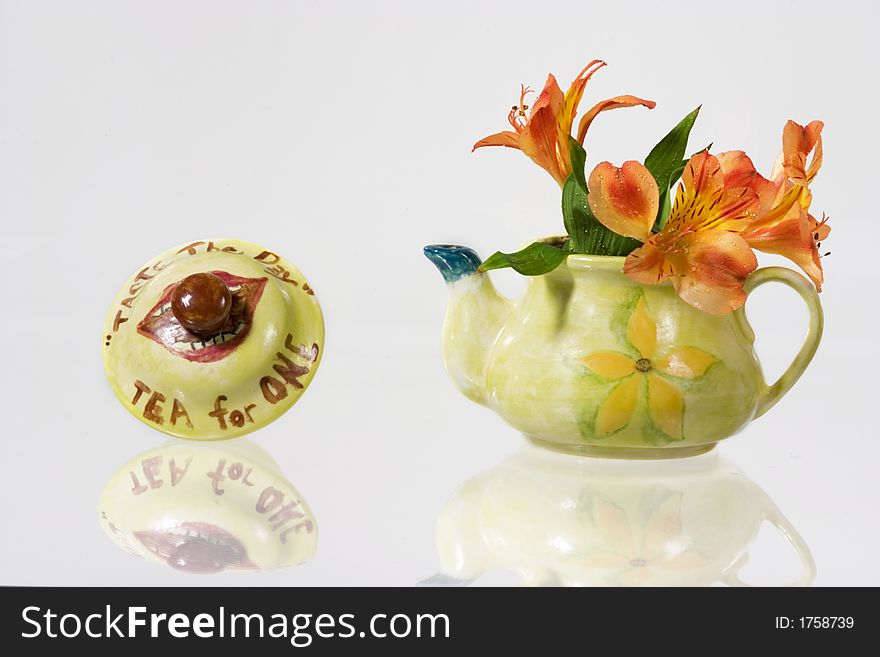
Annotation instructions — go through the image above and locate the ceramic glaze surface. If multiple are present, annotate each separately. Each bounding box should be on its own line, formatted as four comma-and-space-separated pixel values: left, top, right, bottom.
426, 246, 822, 457
103, 239, 323, 440
434, 446, 814, 586
99, 440, 317, 573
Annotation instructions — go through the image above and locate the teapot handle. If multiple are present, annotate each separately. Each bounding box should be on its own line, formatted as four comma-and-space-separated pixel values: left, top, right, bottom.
722, 489, 816, 587
740, 267, 824, 419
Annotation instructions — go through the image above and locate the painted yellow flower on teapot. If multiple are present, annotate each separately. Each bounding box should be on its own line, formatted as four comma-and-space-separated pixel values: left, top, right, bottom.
581, 295, 717, 440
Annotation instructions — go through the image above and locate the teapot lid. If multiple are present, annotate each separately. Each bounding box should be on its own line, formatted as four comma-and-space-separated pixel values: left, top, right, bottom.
102, 238, 323, 440
98, 440, 317, 572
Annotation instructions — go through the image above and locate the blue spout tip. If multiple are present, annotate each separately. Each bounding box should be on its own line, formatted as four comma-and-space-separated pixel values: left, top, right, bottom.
423, 245, 482, 284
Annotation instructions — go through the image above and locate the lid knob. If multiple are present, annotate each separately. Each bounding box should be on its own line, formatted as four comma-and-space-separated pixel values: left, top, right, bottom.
171, 272, 232, 338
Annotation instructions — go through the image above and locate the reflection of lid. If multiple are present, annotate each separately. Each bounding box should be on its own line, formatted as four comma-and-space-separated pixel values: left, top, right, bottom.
102, 239, 323, 440
98, 440, 317, 573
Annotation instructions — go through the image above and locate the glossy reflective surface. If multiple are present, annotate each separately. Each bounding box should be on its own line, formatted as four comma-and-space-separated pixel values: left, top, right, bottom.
427, 446, 814, 586
99, 440, 317, 573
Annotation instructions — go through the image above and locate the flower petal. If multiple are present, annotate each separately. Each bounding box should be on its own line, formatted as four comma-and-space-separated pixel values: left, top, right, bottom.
626, 229, 758, 315
472, 130, 520, 151
717, 150, 783, 216
582, 351, 635, 379
806, 136, 823, 185
647, 374, 684, 439
672, 231, 758, 315
623, 236, 675, 286
595, 375, 640, 436
592, 499, 636, 556
627, 295, 657, 359
560, 60, 606, 141
668, 152, 758, 234
580, 552, 632, 569
576, 95, 656, 144
656, 550, 710, 571
744, 208, 826, 291
620, 567, 655, 586
747, 183, 802, 232
655, 347, 717, 379
680, 151, 724, 200
641, 494, 683, 560
518, 74, 568, 185
587, 161, 659, 242
783, 119, 824, 185
814, 213, 831, 241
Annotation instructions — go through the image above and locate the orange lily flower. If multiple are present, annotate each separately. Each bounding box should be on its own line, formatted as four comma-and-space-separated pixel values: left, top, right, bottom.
473, 61, 655, 186
719, 120, 829, 290
589, 152, 759, 314
743, 207, 830, 290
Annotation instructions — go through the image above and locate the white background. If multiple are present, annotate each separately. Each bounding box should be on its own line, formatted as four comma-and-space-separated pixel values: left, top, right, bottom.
0, 0, 877, 585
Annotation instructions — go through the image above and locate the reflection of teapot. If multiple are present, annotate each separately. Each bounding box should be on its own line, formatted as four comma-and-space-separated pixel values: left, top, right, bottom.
432, 445, 814, 586
99, 440, 316, 574
424, 246, 822, 458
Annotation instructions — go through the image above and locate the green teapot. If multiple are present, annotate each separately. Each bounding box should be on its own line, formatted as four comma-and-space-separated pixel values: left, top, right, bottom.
425, 244, 822, 459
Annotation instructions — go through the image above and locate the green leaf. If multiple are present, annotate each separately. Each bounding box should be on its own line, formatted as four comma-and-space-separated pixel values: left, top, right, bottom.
644, 106, 701, 229
563, 202, 642, 256
478, 242, 568, 276
569, 137, 588, 189
561, 171, 592, 252
561, 137, 642, 256
561, 137, 595, 252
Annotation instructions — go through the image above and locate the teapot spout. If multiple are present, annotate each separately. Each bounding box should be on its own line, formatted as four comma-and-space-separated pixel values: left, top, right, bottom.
423, 245, 483, 284
424, 245, 511, 405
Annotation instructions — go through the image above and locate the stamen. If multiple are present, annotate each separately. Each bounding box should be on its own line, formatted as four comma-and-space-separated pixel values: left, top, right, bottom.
506, 85, 535, 130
